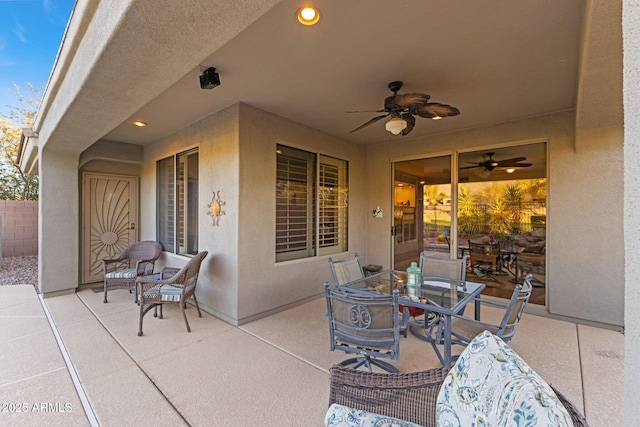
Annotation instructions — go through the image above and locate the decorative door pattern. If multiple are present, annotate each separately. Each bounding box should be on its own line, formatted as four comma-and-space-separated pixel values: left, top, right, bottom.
82, 173, 139, 284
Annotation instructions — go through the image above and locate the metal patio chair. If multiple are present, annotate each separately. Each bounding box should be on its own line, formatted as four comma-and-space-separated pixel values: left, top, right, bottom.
101, 240, 162, 304
324, 282, 406, 373
426, 273, 533, 365
136, 251, 208, 336
328, 253, 365, 286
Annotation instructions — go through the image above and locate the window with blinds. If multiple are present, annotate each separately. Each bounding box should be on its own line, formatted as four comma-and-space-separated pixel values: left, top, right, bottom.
157, 148, 199, 256
157, 157, 175, 252
276, 145, 348, 262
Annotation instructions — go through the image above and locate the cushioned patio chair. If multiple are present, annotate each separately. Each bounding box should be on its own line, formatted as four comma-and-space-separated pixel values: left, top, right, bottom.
324, 282, 407, 373
135, 251, 208, 336
101, 240, 162, 304
328, 253, 365, 286
327, 347, 588, 426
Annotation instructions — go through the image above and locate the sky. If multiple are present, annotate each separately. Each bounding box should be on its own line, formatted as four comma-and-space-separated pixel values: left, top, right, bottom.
0, 0, 75, 119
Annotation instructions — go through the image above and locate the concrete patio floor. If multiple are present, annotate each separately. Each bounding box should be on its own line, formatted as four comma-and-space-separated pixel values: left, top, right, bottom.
0, 284, 624, 426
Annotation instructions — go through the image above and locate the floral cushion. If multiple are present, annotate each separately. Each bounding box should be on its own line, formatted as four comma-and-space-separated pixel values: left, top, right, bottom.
436, 330, 574, 427
325, 403, 421, 427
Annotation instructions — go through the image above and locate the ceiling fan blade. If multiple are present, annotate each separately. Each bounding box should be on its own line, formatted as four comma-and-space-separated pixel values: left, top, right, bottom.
415, 102, 460, 118
346, 109, 387, 113
495, 157, 526, 166
459, 165, 483, 170
400, 114, 416, 136
349, 114, 388, 133
392, 93, 430, 109
499, 162, 533, 168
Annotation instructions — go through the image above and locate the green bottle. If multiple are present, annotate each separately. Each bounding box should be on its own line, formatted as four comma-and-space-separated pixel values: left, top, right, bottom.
406, 262, 422, 296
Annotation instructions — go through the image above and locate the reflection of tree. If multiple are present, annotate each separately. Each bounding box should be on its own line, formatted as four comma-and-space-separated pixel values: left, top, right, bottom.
457, 179, 546, 237
458, 185, 484, 237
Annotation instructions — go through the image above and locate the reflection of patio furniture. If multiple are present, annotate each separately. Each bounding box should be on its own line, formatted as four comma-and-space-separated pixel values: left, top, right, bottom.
328, 253, 365, 286
516, 252, 546, 285
324, 282, 406, 373
136, 251, 208, 336
101, 240, 162, 304
427, 274, 533, 364
468, 240, 501, 274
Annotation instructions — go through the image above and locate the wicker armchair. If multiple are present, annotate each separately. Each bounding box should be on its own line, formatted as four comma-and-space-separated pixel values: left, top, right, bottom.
328, 365, 589, 427
135, 251, 208, 336
101, 240, 162, 304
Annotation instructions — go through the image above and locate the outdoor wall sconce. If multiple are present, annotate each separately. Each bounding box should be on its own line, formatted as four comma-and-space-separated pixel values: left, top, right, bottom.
207, 191, 226, 226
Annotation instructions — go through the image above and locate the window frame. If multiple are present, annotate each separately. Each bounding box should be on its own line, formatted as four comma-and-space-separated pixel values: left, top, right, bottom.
156, 148, 199, 256
275, 144, 348, 262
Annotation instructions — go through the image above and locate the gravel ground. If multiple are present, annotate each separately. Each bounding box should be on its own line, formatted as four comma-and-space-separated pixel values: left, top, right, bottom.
0, 256, 38, 288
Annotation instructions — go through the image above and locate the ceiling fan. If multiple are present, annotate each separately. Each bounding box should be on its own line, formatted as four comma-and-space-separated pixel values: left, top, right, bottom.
460, 152, 533, 172
347, 81, 460, 136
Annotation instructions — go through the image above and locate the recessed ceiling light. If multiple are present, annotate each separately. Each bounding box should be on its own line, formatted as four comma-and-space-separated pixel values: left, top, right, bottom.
132, 120, 147, 127
297, 6, 320, 25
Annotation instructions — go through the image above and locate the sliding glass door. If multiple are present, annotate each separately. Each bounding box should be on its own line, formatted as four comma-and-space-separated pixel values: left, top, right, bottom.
392, 142, 547, 305
393, 155, 453, 271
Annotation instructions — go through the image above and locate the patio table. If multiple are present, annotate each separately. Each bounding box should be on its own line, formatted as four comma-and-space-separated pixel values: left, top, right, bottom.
339, 270, 485, 366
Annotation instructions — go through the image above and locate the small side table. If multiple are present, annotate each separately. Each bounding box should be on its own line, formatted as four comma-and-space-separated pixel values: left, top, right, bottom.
362, 264, 382, 276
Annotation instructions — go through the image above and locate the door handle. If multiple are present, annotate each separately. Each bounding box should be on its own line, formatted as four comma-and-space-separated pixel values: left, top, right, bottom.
391, 225, 397, 236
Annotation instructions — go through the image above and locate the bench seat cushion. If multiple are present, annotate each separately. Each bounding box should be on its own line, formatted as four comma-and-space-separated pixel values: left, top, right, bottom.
325, 403, 421, 427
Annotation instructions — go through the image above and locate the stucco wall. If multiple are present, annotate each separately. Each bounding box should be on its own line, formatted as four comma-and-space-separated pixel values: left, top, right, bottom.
139, 102, 366, 325
0, 200, 38, 257
366, 110, 624, 327
236, 103, 368, 323
624, 0, 640, 424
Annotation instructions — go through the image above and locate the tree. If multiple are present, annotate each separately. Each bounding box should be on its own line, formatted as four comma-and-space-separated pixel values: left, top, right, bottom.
0, 84, 39, 200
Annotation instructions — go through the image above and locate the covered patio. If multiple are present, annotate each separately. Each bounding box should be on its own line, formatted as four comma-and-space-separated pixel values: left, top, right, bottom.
0, 284, 622, 426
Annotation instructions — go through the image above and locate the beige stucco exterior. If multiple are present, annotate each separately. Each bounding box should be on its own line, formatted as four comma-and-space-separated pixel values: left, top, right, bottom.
17, 0, 640, 423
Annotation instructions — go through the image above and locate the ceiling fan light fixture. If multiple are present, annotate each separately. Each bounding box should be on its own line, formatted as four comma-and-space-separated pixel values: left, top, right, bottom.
385, 117, 407, 135
431, 116, 442, 120
297, 6, 320, 25
478, 169, 491, 179
506, 168, 515, 173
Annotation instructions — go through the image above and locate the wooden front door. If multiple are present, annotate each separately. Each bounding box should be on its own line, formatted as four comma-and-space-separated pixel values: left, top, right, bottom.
81, 172, 139, 284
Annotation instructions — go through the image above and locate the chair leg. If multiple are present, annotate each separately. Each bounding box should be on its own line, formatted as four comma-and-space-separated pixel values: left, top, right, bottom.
103, 282, 108, 303
181, 305, 191, 333
138, 303, 144, 336
192, 295, 202, 318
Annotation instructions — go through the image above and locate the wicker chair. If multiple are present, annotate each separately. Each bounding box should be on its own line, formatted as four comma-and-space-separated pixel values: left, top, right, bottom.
327, 364, 589, 427
135, 251, 208, 336
101, 240, 162, 304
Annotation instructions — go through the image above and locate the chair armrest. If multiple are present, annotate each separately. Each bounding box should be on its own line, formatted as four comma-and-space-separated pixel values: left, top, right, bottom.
328, 365, 449, 427
162, 266, 181, 277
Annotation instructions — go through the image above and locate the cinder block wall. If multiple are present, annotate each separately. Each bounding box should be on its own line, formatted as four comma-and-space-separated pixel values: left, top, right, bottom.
0, 200, 38, 257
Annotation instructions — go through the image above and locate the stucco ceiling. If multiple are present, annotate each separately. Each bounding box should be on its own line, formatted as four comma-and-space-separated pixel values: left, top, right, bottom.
101, 0, 585, 148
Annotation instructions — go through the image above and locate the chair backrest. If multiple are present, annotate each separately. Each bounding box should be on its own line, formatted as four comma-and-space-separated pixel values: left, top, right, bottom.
170, 251, 208, 294
468, 240, 500, 256
419, 253, 467, 284
328, 253, 365, 286
122, 240, 163, 271
324, 282, 400, 363
497, 274, 533, 340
